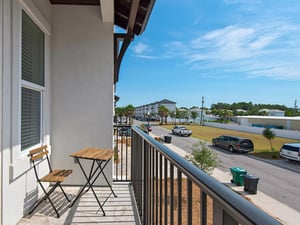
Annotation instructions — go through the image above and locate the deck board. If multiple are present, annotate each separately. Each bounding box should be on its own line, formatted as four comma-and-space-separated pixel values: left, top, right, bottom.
17, 183, 139, 225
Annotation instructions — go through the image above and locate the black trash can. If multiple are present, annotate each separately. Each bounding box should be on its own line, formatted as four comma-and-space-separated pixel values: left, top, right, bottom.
244, 174, 259, 194
164, 135, 172, 143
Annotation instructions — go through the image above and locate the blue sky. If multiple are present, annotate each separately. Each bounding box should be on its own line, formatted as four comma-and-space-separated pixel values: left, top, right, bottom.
115, 0, 300, 109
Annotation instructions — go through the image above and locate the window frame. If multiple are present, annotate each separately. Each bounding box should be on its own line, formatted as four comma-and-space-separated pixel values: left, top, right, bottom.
10, 0, 51, 180
20, 9, 46, 155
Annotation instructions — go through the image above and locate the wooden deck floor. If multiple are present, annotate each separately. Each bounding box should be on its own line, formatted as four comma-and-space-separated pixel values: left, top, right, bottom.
17, 183, 140, 225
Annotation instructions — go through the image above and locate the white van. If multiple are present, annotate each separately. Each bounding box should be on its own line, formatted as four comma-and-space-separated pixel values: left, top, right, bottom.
280, 143, 300, 161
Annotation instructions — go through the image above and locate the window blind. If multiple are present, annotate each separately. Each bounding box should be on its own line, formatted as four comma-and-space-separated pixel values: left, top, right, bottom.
22, 10, 45, 86
21, 88, 41, 150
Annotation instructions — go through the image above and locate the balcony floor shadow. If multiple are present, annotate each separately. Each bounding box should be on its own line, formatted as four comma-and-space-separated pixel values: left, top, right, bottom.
17, 182, 140, 225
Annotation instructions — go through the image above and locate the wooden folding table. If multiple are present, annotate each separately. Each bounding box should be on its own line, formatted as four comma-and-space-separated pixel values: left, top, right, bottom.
69, 147, 117, 215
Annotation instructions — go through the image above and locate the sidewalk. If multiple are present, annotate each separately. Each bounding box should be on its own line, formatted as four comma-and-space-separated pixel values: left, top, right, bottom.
160, 140, 300, 225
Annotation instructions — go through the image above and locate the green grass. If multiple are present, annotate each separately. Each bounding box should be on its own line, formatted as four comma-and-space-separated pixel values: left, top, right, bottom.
162, 124, 299, 159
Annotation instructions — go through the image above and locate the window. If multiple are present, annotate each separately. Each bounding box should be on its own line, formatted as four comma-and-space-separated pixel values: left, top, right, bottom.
21, 10, 45, 151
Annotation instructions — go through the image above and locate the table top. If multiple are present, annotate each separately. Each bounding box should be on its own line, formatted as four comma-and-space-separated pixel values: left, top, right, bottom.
70, 147, 114, 161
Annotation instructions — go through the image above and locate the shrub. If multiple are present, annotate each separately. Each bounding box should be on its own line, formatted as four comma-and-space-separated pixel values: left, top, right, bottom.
185, 141, 220, 174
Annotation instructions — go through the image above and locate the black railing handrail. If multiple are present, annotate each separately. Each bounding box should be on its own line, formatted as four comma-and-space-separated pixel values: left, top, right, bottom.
131, 125, 282, 225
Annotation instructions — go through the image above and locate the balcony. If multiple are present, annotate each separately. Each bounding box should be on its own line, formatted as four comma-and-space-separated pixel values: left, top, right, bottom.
17, 125, 281, 225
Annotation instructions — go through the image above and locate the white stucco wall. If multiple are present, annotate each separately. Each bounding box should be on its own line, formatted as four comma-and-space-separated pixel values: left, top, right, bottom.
205, 122, 300, 140
0, 0, 3, 222
1, 1, 52, 225
2, 2, 114, 224
51, 5, 114, 185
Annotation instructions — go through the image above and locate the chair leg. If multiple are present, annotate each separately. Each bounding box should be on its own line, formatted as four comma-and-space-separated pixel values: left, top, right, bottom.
58, 184, 71, 202
28, 182, 61, 218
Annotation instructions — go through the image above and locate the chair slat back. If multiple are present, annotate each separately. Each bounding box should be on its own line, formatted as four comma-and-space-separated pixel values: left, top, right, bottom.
29, 145, 48, 155
29, 145, 49, 162
31, 150, 49, 161
29, 145, 52, 173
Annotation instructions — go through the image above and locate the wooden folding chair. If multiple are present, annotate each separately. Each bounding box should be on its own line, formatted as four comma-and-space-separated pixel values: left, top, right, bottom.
28, 145, 72, 218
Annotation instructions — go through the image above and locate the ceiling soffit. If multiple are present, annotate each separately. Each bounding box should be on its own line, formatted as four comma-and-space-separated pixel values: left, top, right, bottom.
49, 0, 156, 83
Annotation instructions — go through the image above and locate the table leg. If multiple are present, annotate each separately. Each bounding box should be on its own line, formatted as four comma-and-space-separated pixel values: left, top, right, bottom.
96, 160, 117, 198
69, 159, 106, 216
70, 160, 97, 207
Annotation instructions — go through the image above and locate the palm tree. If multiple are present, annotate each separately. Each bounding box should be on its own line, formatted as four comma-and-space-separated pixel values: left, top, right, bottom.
158, 105, 169, 125
169, 111, 176, 125
164, 110, 169, 124
115, 107, 125, 124
124, 104, 135, 125
262, 128, 276, 151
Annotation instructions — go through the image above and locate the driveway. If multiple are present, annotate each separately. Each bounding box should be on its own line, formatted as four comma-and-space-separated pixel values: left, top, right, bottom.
150, 124, 300, 213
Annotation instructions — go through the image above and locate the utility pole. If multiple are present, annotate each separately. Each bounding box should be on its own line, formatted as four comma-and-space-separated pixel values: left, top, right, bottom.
294, 100, 298, 116
200, 96, 204, 126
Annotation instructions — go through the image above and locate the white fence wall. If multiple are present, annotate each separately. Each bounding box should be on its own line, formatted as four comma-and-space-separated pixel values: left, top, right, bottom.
205, 122, 300, 140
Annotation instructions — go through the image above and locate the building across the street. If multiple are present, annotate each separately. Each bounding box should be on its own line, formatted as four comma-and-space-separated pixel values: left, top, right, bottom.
259, 109, 285, 117
237, 116, 300, 130
135, 99, 176, 120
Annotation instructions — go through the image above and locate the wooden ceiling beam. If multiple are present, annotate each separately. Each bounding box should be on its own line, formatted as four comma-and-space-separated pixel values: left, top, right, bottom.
49, 0, 100, 5
127, 0, 140, 34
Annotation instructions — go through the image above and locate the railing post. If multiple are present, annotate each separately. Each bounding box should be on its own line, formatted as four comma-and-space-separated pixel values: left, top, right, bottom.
201, 191, 207, 225
177, 170, 182, 225
159, 154, 163, 225
170, 164, 174, 225
187, 178, 192, 225
164, 158, 168, 225
213, 200, 223, 225
224, 211, 239, 225
155, 151, 159, 224
143, 141, 149, 225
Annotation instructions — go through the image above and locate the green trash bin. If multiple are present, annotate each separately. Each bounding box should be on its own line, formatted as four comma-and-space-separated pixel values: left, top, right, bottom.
230, 167, 247, 186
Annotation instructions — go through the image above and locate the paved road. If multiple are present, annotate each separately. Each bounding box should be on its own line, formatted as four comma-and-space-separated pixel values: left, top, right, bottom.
150, 124, 300, 213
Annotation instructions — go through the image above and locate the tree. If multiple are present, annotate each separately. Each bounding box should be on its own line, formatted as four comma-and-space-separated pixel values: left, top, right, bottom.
124, 104, 135, 125
115, 107, 125, 124
185, 141, 220, 174
158, 105, 169, 125
180, 110, 190, 124
169, 111, 176, 125
190, 111, 198, 124
262, 128, 276, 151
175, 108, 182, 124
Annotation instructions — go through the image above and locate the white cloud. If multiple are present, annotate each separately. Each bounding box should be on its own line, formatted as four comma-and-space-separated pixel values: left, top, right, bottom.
132, 42, 150, 54
131, 41, 156, 59
223, 0, 262, 5
249, 35, 277, 50
163, 22, 300, 80
191, 25, 279, 61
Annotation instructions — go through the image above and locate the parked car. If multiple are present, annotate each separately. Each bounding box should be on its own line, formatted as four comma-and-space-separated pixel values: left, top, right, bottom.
172, 126, 192, 137
212, 135, 254, 153
280, 143, 300, 161
118, 127, 131, 136
144, 124, 152, 132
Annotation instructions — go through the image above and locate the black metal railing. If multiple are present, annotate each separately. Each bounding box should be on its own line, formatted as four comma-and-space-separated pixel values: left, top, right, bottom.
113, 125, 132, 181
130, 125, 282, 225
